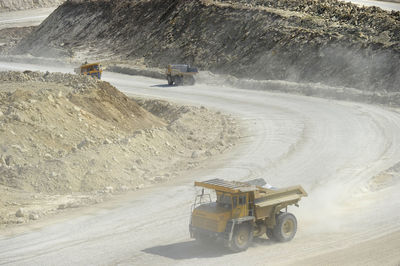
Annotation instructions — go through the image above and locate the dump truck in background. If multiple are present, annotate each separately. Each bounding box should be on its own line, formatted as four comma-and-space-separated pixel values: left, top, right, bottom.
74, 62, 103, 79
166, 64, 198, 85
189, 178, 307, 252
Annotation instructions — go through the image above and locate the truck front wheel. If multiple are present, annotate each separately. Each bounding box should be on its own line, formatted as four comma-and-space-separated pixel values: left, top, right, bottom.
266, 228, 276, 240
272, 212, 297, 242
230, 224, 253, 252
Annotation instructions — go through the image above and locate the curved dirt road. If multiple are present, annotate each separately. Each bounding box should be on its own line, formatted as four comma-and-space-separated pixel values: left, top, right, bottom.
0, 62, 399, 265
0, 8, 56, 30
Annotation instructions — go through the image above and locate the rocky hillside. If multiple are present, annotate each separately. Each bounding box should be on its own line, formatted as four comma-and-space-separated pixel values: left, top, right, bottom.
0, 70, 238, 194
15, 0, 400, 91
0, 27, 36, 54
0, 71, 164, 193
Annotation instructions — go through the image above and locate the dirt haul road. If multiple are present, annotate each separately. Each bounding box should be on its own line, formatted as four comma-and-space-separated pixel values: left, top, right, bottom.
0, 8, 56, 30
0, 62, 399, 265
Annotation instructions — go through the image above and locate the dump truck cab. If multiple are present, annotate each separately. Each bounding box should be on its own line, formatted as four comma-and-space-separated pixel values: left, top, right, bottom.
191, 190, 250, 234
74, 62, 103, 79
190, 178, 307, 252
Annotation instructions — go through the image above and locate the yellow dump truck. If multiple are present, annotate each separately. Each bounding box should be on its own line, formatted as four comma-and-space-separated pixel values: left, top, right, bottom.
166, 64, 198, 85
189, 178, 307, 252
74, 62, 103, 79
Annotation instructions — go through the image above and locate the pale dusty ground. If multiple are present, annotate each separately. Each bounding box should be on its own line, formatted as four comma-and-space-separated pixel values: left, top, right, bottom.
0, 8, 56, 30
0, 62, 398, 265
0, 0, 62, 12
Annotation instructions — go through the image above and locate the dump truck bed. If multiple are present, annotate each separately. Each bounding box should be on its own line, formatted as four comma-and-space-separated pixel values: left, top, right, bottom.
253, 185, 307, 219
195, 178, 307, 220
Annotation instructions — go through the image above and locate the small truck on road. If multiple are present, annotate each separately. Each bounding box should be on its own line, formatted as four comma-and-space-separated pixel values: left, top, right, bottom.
74, 62, 103, 79
189, 178, 307, 252
166, 64, 198, 85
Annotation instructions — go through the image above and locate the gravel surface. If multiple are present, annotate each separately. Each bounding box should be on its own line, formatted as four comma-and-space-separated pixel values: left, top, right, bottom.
0, 63, 399, 265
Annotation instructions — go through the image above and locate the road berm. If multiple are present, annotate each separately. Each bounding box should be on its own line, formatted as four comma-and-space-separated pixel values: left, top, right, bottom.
0, 70, 240, 227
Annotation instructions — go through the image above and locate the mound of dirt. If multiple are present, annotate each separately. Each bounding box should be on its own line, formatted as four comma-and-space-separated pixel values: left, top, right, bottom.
0, 71, 164, 193
0, 70, 240, 226
14, 0, 400, 91
0, 0, 64, 11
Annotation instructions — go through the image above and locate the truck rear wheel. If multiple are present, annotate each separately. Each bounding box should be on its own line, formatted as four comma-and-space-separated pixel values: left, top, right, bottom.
186, 76, 195, 85
230, 224, 253, 252
175, 75, 183, 85
167, 75, 173, 85
272, 212, 297, 242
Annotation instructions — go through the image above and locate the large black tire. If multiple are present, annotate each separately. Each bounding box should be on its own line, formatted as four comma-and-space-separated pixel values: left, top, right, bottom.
175, 75, 183, 86
167, 75, 173, 85
186, 76, 195, 85
229, 223, 253, 252
266, 228, 276, 240
272, 212, 297, 242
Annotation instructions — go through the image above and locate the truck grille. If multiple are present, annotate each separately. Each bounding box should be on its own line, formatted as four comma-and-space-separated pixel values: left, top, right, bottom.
192, 216, 219, 231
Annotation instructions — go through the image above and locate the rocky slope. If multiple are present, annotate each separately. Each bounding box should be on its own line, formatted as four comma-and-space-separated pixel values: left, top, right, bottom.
0, 71, 239, 226
0, 71, 163, 193
0, 27, 36, 54
0, 0, 64, 11
15, 0, 400, 91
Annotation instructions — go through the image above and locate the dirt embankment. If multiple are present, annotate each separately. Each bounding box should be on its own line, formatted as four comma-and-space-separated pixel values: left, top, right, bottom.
0, 71, 239, 227
0, 0, 64, 11
14, 0, 400, 92
0, 27, 37, 56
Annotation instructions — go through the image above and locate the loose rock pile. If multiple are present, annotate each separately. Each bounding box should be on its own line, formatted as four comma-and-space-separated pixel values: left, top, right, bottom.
0, 70, 240, 226
219, 0, 400, 42
0, 70, 163, 193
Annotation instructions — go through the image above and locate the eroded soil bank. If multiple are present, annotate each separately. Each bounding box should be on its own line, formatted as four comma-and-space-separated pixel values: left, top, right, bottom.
0, 71, 240, 227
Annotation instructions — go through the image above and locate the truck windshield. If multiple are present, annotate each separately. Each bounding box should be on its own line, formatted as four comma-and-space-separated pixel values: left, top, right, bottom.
217, 193, 232, 209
